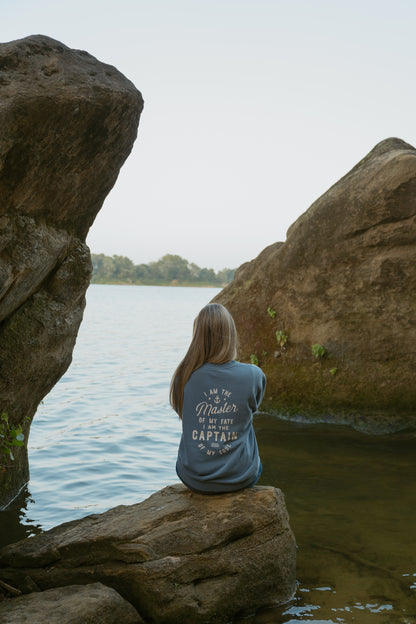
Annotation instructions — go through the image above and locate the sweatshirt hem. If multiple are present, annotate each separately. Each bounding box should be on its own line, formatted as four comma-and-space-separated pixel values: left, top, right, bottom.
176, 462, 259, 494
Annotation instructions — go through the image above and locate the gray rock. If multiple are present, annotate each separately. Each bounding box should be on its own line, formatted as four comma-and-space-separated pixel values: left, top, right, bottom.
0, 582, 143, 624
0, 484, 297, 623
0, 35, 142, 238
214, 137, 416, 432
0, 35, 143, 506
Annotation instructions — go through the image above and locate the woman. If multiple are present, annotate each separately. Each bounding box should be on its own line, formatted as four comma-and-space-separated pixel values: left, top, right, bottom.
170, 303, 266, 493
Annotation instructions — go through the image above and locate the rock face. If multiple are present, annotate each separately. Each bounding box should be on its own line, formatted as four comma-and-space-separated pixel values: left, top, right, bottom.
215, 138, 416, 432
0, 484, 297, 623
0, 583, 143, 624
0, 35, 143, 505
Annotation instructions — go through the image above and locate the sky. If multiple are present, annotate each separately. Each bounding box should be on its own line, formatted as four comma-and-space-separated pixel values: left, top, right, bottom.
3, 0, 416, 270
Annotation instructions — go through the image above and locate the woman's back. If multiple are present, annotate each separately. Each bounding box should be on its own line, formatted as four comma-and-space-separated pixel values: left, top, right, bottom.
176, 359, 266, 493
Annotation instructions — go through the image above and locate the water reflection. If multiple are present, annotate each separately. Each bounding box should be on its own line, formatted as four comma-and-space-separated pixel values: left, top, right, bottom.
0, 485, 42, 549
234, 415, 416, 624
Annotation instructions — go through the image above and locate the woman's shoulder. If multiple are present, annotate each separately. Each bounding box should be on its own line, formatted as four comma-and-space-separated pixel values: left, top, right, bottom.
220, 361, 266, 386
236, 361, 266, 380
191, 360, 265, 381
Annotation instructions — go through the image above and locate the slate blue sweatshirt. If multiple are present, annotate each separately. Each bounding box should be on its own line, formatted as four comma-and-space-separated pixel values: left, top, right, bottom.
176, 360, 266, 493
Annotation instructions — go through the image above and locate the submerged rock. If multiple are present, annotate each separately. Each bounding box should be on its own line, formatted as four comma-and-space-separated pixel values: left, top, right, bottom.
215, 138, 416, 432
0, 484, 297, 623
0, 35, 143, 505
0, 582, 143, 624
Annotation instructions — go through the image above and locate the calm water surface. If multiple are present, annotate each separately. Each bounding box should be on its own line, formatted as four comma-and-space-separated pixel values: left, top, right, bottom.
2, 285, 415, 623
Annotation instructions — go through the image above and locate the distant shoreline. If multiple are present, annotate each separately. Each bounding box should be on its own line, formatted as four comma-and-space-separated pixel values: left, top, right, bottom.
91, 253, 234, 288
90, 279, 223, 288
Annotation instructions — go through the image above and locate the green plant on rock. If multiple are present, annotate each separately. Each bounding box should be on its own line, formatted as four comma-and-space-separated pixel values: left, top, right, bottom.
312, 343, 326, 359
267, 307, 276, 318
330, 367, 338, 376
250, 354, 259, 366
276, 330, 288, 348
0, 413, 25, 471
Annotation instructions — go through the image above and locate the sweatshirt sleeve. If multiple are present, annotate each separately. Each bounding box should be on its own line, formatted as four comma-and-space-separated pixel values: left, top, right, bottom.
249, 365, 266, 411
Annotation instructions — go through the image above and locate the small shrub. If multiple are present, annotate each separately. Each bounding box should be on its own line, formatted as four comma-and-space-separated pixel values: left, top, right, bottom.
330, 367, 338, 376
276, 330, 288, 348
0, 413, 25, 470
267, 307, 276, 318
312, 343, 326, 359
250, 354, 259, 366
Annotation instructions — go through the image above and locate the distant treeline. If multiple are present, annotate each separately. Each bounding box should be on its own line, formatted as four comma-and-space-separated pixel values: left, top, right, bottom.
91, 253, 235, 286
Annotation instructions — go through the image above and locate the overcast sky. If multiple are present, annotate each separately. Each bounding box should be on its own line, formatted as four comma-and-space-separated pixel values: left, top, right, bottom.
3, 0, 416, 270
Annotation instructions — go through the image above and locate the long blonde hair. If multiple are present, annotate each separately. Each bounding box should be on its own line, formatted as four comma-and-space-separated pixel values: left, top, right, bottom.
170, 303, 238, 418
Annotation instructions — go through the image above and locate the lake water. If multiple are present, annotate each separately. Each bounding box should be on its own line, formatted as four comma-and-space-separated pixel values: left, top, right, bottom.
2, 285, 415, 623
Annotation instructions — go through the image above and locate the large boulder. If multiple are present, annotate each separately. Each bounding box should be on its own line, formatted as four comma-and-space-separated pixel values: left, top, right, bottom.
0, 484, 296, 623
0, 35, 143, 505
0, 583, 143, 624
215, 138, 416, 433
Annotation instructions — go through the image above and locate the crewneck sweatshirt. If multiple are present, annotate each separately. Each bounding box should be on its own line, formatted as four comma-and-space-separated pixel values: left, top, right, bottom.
176, 360, 266, 493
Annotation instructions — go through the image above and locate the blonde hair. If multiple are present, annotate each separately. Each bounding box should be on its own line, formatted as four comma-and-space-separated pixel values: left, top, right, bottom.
170, 303, 238, 417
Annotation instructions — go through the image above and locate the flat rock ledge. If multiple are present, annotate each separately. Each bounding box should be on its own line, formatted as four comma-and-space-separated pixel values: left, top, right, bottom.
0, 484, 296, 624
